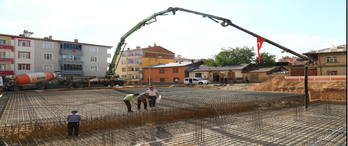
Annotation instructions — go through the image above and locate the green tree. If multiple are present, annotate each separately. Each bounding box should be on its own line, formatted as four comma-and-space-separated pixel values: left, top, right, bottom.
203, 46, 255, 66
254, 52, 276, 66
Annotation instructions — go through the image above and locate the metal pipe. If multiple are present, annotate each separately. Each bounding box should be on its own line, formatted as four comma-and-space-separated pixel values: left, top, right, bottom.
304, 60, 309, 109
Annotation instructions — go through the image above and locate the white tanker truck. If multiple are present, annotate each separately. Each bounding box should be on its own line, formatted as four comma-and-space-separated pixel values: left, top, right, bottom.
1, 72, 63, 91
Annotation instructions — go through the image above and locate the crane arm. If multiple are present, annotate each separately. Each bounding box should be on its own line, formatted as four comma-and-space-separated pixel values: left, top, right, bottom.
107, 7, 311, 75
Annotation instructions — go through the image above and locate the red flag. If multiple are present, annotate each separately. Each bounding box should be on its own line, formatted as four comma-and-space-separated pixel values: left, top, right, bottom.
257, 37, 265, 63
72, 49, 76, 52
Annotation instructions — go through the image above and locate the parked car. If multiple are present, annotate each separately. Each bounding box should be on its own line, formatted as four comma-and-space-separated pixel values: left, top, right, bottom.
184, 77, 210, 85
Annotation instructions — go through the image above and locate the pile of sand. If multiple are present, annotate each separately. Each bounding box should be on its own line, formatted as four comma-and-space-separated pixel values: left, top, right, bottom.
247, 76, 346, 92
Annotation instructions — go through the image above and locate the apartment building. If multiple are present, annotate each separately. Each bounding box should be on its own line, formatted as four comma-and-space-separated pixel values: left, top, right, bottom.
303, 44, 346, 76
0, 32, 112, 79
115, 45, 175, 84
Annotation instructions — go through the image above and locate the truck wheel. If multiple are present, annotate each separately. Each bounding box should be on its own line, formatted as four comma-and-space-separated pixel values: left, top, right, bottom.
12, 86, 21, 91
76, 83, 84, 88
118, 82, 124, 86
47, 84, 54, 89
199, 82, 203, 85
37, 85, 45, 90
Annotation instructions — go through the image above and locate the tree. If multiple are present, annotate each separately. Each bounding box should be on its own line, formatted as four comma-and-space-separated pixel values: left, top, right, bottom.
203, 46, 255, 66
254, 52, 276, 66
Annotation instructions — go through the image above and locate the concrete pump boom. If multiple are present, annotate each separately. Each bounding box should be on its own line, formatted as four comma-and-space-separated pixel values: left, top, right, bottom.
108, 7, 312, 75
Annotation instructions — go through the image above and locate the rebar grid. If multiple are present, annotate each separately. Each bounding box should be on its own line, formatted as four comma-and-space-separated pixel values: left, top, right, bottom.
0, 88, 345, 146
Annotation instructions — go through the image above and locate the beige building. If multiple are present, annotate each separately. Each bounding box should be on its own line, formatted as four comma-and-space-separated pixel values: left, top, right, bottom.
303, 44, 346, 76
115, 45, 175, 84
242, 66, 290, 83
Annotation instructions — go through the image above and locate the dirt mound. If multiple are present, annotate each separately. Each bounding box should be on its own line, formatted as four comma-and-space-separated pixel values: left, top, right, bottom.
247, 76, 347, 92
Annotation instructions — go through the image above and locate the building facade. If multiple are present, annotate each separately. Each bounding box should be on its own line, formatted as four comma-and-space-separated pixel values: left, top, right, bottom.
0, 32, 112, 79
303, 44, 346, 76
115, 45, 175, 84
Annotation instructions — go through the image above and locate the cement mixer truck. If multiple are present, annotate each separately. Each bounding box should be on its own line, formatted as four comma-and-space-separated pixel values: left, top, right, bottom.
1, 72, 63, 91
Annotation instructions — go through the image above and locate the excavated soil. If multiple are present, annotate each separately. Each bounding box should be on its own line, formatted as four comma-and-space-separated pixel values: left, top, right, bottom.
247, 76, 346, 101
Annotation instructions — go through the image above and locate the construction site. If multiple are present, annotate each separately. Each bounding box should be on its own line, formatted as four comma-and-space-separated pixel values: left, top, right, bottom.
0, 77, 345, 146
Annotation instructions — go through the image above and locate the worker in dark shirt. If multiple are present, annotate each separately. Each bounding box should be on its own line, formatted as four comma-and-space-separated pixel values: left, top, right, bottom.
137, 92, 150, 111
67, 110, 81, 137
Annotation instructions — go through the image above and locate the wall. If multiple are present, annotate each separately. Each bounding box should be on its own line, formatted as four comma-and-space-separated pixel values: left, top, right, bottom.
291, 70, 317, 76
14, 37, 35, 75
317, 52, 346, 75
34, 40, 60, 72
83, 45, 110, 77
286, 75, 346, 82
141, 57, 175, 67
143, 66, 185, 82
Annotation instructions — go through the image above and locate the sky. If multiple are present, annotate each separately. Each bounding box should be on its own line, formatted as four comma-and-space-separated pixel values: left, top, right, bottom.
0, 0, 346, 63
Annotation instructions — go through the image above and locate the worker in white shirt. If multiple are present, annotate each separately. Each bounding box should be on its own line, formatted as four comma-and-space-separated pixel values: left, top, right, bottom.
146, 86, 159, 107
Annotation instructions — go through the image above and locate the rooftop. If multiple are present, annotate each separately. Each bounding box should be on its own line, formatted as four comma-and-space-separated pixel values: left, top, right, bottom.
190, 63, 251, 72
244, 66, 278, 73
303, 44, 346, 54
143, 62, 193, 68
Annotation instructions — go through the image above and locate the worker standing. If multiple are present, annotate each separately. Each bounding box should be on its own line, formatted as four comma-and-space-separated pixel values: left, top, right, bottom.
67, 110, 81, 137
137, 93, 150, 111
146, 86, 159, 107
124, 93, 139, 112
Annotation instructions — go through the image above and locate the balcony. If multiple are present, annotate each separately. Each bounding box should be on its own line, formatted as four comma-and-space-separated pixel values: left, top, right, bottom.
127, 71, 141, 74
60, 49, 83, 55
61, 70, 84, 76
127, 63, 142, 67
0, 57, 13, 64
127, 55, 142, 59
0, 70, 13, 75
0, 43, 14, 52
60, 60, 83, 66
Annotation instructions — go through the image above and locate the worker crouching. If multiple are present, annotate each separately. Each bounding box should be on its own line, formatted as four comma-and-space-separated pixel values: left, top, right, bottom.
67, 110, 81, 137
137, 93, 150, 111
124, 93, 139, 112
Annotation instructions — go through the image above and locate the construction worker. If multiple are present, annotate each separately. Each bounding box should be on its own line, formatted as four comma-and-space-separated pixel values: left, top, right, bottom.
124, 93, 139, 112
67, 110, 81, 137
137, 92, 150, 111
146, 86, 159, 107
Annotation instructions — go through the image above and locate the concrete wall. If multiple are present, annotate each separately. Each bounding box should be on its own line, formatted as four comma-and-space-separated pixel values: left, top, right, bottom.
83, 45, 110, 77
34, 40, 60, 72
14, 37, 35, 75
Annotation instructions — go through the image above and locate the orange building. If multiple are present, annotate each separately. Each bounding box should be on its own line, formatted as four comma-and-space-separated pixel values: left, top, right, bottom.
143, 62, 199, 83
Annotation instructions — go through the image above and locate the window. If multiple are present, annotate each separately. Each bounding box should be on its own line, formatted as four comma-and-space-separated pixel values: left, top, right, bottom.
0, 52, 6, 57
159, 69, 165, 74
136, 60, 140, 63
66, 76, 74, 80
195, 73, 202, 77
120, 75, 126, 78
18, 40, 30, 47
122, 68, 126, 72
90, 47, 98, 52
62, 64, 82, 71
326, 56, 338, 63
43, 42, 53, 49
18, 64, 30, 70
328, 71, 337, 76
61, 43, 81, 50
0, 39, 5, 45
136, 75, 141, 79
160, 78, 165, 82
122, 53, 126, 57
43, 65, 53, 71
122, 60, 126, 64
173, 68, 179, 73
135, 67, 139, 71
44, 54, 53, 60
91, 57, 97, 62
251, 74, 258, 80
18, 52, 30, 59
62, 54, 82, 61
0, 64, 6, 70
90, 66, 98, 71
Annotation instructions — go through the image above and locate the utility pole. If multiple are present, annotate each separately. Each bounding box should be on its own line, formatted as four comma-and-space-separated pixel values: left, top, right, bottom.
149, 57, 151, 86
